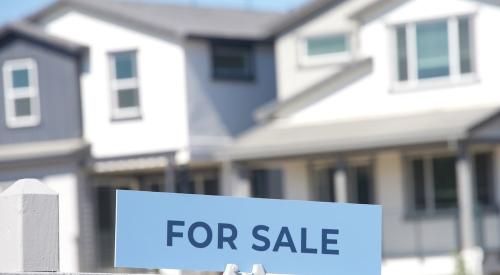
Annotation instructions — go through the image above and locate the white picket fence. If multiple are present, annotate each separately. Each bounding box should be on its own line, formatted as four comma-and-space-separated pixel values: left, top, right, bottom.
0, 179, 271, 275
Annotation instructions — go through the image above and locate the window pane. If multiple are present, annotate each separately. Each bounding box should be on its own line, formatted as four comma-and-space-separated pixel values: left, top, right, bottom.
213, 44, 253, 79
475, 153, 493, 206
354, 166, 373, 204
96, 186, 115, 231
175, 169, 195, 194
251, 170, 269, 198
459, 17, 472, 74
14, 98, 32, 117
307, 35, 348, 56
416, 20, 450, 79
411, 159, 426, 210
113, 52, 136, 79
95, 186, 116, 268
203, 179, 219, 196
12, 69, 30, 88
117, 89, 139, 108
316, 168, 335, 202
433, 156, 457, 209
396, 26, 408, 81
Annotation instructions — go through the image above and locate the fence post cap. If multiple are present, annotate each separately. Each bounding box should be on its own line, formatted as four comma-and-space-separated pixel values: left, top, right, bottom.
1, 178, 57, 196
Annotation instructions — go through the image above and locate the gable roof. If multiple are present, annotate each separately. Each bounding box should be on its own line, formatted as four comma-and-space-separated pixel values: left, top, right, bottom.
29, 0, 286, 41
268, 0, 345, 37
350, 0, 406, 22
0, 21, 87, 54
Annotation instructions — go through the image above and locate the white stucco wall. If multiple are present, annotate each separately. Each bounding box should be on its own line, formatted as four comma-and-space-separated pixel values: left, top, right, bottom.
41, 10, 189, 158
44, 172, 81, 272
275, 0, 375, 100
276, 0, 500, 126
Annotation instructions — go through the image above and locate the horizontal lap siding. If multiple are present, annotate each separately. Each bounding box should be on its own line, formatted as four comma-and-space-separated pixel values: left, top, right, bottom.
0, 35, 82, 145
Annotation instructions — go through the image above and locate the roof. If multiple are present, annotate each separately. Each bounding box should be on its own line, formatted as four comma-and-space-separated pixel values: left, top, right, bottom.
29, 0, 286, 40
226, 106, 500, 161
0, 21, 87, 54
0, 139, 90, 164
256, 58, 373, 121
269, 0, 344, 37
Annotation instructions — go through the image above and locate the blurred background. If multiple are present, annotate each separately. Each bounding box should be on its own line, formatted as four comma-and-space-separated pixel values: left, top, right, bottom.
0, 0, 499, 275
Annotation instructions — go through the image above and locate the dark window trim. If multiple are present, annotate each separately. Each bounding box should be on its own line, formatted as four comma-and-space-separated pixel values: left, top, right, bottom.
404, 151, 497, 219
347, 163, 376, 205
210, 39, 256, 82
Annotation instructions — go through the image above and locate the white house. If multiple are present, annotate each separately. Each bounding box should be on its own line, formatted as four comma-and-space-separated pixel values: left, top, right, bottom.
0, 0, 281, 272
225, 0, 500, 274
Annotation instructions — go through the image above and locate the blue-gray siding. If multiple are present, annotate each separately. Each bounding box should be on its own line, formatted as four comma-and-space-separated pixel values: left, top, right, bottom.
185, 39, 277, 147
0, 35, 82, 145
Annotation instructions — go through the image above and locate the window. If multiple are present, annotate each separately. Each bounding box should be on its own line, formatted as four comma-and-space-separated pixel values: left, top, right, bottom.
474, 153, 495, 207
409, 156, 457, 212
348, 165, 375, 205
250, 169, 282, 199
409, 153, 496, 213
109, 51, 140, 119
312, 164, 374, 204
212, 41, 254, 80
306, 34, 349, 57
394, 16, 474, 86
300, 33, 351, 66
175, 170, 219, 195
2, 59, 40, 128
314, 167, 336, 202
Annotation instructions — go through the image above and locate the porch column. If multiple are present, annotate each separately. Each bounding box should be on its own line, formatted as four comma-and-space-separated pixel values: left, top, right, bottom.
456, 144, 484, 275
456, 145, 477, 249
334, 157, 348, 203
164, 154, 176, 193
221, 161, 251, 197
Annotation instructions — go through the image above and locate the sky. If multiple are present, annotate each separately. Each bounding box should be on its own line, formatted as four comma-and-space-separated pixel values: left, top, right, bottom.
0, 0, 310, 26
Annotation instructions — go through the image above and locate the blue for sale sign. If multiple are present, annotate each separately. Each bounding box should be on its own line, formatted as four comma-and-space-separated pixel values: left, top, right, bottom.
115, 190, 381, 274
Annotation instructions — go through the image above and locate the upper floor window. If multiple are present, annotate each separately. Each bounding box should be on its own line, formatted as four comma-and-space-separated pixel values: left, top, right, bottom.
109, 50, 141, 119
394, 16, 474, 87
307, 34, 349, 57
2, 58, 40, 128
212, 41, 254, 81
300, 33, 351, 66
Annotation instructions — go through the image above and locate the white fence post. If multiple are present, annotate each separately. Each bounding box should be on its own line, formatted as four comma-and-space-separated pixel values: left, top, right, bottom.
0, 178, 59, 272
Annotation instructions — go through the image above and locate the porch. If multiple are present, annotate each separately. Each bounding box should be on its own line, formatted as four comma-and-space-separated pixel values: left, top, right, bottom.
88, 153, 221, 271
223, 106, 500, 275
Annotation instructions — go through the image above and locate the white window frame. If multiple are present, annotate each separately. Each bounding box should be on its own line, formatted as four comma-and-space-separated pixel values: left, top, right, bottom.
391, 15, 476, 92
2, 58, 41, 128
109, 50, 141, 120
298, 32, 353, 67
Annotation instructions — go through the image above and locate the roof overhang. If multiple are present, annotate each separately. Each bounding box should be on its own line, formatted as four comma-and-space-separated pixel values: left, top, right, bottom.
256, 58, 373, 122
0, 22, 88, 55
28, 0, 282, 41
0, 139, 90, 166
224, 106, 500, 161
